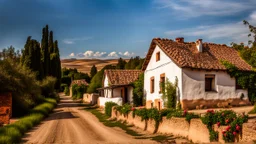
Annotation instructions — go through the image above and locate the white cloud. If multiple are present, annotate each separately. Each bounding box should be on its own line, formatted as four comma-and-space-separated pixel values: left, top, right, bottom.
165, 11, 256, 45
155, 0, 256, 18
69, 53, 75, 57
63, 36, 93, 44
72, 51, 136, 59
108, 51, 118, 58
123, 51, 135, 57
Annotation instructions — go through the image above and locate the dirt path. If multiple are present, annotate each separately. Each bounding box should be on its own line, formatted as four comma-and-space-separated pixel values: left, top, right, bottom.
22, 94, 156, 144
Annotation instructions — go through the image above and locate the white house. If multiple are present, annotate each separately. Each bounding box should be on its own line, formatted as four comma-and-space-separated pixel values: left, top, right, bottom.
98, 69, 142, 107
143, 37, 252, 110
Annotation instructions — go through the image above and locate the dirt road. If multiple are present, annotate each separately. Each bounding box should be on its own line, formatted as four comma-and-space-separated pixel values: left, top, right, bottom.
22, 94, 156, 144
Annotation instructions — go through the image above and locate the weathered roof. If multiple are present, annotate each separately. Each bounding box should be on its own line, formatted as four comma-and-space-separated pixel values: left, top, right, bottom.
142, 38, 252, 71
71, 79, 89, 86
104, 70, 142, 86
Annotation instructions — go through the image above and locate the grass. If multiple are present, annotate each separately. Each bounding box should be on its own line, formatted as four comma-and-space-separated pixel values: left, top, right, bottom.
85, 106, 142, 136
0, 98, 57, 144
84, 105, 175, 143
249, 104, 256, 114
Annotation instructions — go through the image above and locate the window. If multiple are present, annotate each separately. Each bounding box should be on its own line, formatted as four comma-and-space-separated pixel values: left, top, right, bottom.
159, 73, 165, 93
156, 52, 160, 61
205, 74, 215, 91
150, 77, 155, 93
236, 79, 243, 89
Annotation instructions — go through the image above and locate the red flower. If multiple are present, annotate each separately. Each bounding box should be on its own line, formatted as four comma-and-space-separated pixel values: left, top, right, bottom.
233, 131, 237, 135
236, 125, 240, 131
224, 133, 227, 137
226, 125, 231, 131
225, 119, 229, 124
217, 122, 221, 127
131, 107, 135, 111
222, 130, 226, 134
222, 112, 225, 116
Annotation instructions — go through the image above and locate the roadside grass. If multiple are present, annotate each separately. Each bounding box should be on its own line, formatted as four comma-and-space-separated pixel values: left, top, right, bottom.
0, 98, 57, 144
84, 105, 175, 142
249, 104, 256, 114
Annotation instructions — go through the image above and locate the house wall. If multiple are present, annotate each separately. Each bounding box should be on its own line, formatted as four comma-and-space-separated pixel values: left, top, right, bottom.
103, 75, 109, 87
181, 68, 250, 109
144, 45, 182, 108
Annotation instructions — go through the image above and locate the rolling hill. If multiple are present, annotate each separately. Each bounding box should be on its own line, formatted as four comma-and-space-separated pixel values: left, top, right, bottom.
61, 59, 129, 74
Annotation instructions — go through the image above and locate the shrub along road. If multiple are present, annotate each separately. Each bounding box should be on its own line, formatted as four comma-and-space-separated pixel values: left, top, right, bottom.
22, 93, 155, 144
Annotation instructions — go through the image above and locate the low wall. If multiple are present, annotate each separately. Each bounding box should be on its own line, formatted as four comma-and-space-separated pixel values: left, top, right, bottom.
110, 107, 256, 143
83, 93, 99, 105
158, 117, 190, 138
241, 120, 256, 142
189, 119, 210, 143
98, 97, 122, 107
0, 93, 12, 124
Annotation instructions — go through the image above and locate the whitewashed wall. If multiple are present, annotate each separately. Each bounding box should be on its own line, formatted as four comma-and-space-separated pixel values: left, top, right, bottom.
144, 45, 182, 106
98, 97, 123, 106
182, 68, 248, 100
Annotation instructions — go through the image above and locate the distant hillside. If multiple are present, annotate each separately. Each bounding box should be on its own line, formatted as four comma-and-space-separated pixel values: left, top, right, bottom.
61, 59, 129, 74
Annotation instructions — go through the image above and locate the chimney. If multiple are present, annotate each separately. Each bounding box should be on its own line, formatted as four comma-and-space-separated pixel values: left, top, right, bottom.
175, 37, 184, 43
196, 39, 203, 52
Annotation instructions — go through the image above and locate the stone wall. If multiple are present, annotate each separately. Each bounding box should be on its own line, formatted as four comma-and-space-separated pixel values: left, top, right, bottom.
189, 119, 210, 143
241, 120, 256, 142
158, 117, 190, 138
0, 93, 12, 124
83, 93, 99, 105
111, 107, 256, 143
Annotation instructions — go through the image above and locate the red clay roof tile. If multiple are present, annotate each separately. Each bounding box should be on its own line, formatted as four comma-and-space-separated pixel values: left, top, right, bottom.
105, 70, 142, 85
142, 38, 252, 71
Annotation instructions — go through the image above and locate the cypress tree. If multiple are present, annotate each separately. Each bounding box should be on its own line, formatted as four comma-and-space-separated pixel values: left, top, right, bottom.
41, 25, 49, 77
90, 65, 97, 78
53, 40, 61, 89
49, 31, 54, 76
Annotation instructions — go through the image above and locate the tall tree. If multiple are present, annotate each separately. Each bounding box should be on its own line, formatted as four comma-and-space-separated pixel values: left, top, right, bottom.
90, 65, 97, 78
52, 40, 61, 89
116, 58, 126, 69
243, 20, 256, 46
49, 31, 54, 76
41, 25, 49, 77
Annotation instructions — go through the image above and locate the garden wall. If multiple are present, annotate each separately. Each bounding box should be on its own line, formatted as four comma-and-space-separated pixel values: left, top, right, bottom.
0, 93, 12, 125
83, 93, 99, 105
111, 107, 256, 143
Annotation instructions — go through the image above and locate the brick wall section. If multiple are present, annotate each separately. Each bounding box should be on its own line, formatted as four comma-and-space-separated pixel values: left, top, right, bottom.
0, 93, 12, 124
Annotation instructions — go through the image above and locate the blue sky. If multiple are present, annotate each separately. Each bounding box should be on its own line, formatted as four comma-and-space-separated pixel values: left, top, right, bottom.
0, 0, 256, 59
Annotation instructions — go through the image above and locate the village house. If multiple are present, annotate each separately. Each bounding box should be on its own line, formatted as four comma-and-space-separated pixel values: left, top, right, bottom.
98, 69, 142, 107
143, 37, 252, 110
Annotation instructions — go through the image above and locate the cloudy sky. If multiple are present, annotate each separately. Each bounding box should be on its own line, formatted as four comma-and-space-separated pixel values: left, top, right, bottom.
0, 0, 255, 59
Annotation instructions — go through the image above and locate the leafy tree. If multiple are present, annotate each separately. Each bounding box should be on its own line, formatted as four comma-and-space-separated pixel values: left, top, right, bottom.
87, 65, 115, 93
0, 45, 21, 62
41, 25, 50, 77
90, 65, 97, 78
132, 73, 144, 106
243, 20, 256, 45
116, 58, 126, 69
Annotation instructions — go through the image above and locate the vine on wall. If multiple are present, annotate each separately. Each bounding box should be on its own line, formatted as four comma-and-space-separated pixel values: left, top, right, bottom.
220, 60, 256, 104
161, 77, 178, 109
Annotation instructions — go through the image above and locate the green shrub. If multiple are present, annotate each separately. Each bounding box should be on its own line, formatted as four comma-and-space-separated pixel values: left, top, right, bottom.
40, 76, 57, 97
60, 83, 68, 92
64, 86, 70, 96
71, 84, 86, 99
0, 98, 57, 144
201, 109, 248, 142
105, 102, 118, 117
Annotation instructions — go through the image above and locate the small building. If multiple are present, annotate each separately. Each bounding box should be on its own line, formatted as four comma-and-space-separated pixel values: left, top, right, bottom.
143, 37, 252, 110
98, 69, 142, 107
69, 79, 89, 97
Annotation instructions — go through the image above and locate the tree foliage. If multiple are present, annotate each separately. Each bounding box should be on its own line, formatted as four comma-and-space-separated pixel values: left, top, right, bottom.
90, 65, 98, 78
132, 73, 144, 106
116, 58, 127, 69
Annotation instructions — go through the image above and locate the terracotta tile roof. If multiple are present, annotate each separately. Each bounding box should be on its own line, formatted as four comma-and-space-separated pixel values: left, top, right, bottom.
104, 70, 142, 86
71, 79, 89, 86
142, 38, 252, 71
